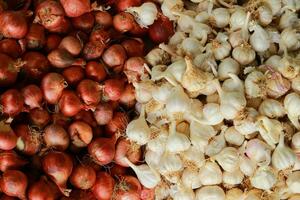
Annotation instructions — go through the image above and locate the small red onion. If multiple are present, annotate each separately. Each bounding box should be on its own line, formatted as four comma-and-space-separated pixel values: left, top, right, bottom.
0, 39, 22, 58
83, 42, 106, 60
124, 57, 147, 82
149, 15, 174, 43
95, 11, 113, 28
28, 177, 60, 200
44, 124, 70, 151
45, 34, 62, 52
105, 112, 128, 136
29, 108, 50, 128
62, 66, 85, 86
71, 12, 95, 31
70, 165, 96, 190
74, 110, 97, 128
114, 138, 141, 167
103, 78, 125, 101
110, 164, 127, 177
0, 150, 27, 172
0, 170, 28, 199
115, 0, 141, 12
102, 44, 127, 72
21, 84, 43, 109
0, 121, 18, 151
60, 0, 91, 18
115, 176, 141, 200
77, 79, 102, 106
0, 11, 28, 39
68, 121, 93, 147
129, 21, 148, 36
59, 35, 83, 56
0, 53, 24, 87
48, 49, 86, 68
23, 51, 50, 79
121, 38, 145, 57
93, 103, 113, 126
113, 12, 135, 33
26, 23, 46, 49
92, 172, 115, 200
120, 84, 136, 108
0, 89, 24, 117
58, 90, 84, 117
85, 61, 107, 82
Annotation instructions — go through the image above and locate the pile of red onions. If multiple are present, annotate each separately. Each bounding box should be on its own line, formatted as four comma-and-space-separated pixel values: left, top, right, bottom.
0, 0, 174, 199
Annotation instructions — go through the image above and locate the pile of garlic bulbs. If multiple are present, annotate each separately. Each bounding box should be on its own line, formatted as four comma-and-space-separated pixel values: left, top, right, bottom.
124, 0, 300, 199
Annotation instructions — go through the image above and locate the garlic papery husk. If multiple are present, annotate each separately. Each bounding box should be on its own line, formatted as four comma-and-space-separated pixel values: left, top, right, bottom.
155, 181, 170, 200
199, 103, 224, 125
265, 69, 291, 99
292, 75, 300, 93
181, 168, 202, 189
170, 184, 195, 200
256, 116, 283, 148
279, 10, 298, 30
191, 22, 212, 44
211, 32, 232, 60
271, 133, 296, 170
147, 129, 168, 154
239, 154, 257, 176
249, 23, 271, 52
205, 131, 226, 156
232, 44, 256, 65
180, 146, 205, 169
258, 99, 286, 118
250, 166, 277, 190
284, 93, 300, 129
222, 73, 244, 93
229, 30, 244, 48
245, 70, 267, 98
244, 189, 264, 200
218, 57, 240, 81
264, 0, 282, 16
230, 8, 247, 31
226, 188, 244, 200
257, 4, 273, 26
292, 132, 300, 152
124, 157, 161, 188
145, 149, 163, 169
181, 37, 204, 56
175, 11, 196, 33
210, 8, 230, 28
152, 81, 173, 104
214, 147, 239, 172
224, 126, 245, 146
126, 2, 158, 27
165, 59, 187, 83
280, 28, 300, 50
165, 121, 190, 153
133, 80, 154, 103
161, 0, 184, 21
198, 161, 223, 185
158, 152, 183, 183
145, 48, 171, 66
190, 121, 217, 152
223, 169, 244, 187
169, 31, 186, 46
286, 171, 300, 194
245, 139, 272, 166
277, 55, 300, 80
195, 185, 225, 200
234, 107, 259, 135
126, 107, 151, 145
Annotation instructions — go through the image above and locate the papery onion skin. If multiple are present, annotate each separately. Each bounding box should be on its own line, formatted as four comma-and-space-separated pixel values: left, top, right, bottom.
92, 171, 115, 200
0, 151, 27, 172
0, 39, 22, 58
0, 89, 24, 117
0, 11, 28, 39
0, 170, 28, 199
93, 103, 113, 126
0, 122, 18, 151
44, 124, 70, 151
70, 165, 96, 190
0, 53, 22, 87
60, 0, 90, 18
124, 57, 147, 82
21, 84, 43, 109
58, 90, 84, 117
83, 42, 106, 60
26, 23, 46, 49
29, 108, 50, 128
88, 137, 117, 165
68, 121, 93, 147
115, 176, 142, 200
85, 61, 107, 82
62, 66, 85, 86
105, 112, 129, 136
23, 51, 50, 79
76, 79, 102, 107
114, 138, 141, 167
71, 12, 95, 31
89, 29, 111, 45
102, 44, 127, 73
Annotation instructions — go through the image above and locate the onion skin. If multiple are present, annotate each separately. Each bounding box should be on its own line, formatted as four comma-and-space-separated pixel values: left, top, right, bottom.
92, 171, 115, 200
121, 38, 144, 57
95, 11, 113, 28
93, 103, 113, 126
41, 72, 67, 104
124, 57, 147, 82
0, 170, 28, 199
114, 138, 141, 167
60, 0, 90, 18
83, 42, 106, 60
59, 36, 83, 56
113, 12, 135, 33
141, 187, 155, 200
62, 66, 85, 86
106, 112, 129, 136
85, 61, 107, 82
102, 44, 127, 72
115, 176, 142, 200
103, 78, 125, 101
68, 121, 93, 147
0, 53, 22, 87
0, 39, 22, 58
110, 164, 127, 177
21, 84, 43, 109
0, 89, 24, 117
149, 15, 174, 43
61, 190, 97, 200
72, 12, 95, 31
0, 122, 18, 151
77, 79, 102, 107
48, 49, 85, 68
120, 84, 136, 108
42, 151, 73, 197
45, 34, 62, 52
58, 90, 84, 117
115, 0, 141, 12
23, 51, 50, 79
44, 124, 70, 151
29, 108, 50, 128
70, 165, 96, 190
129, 21, 148, 36
0, 11, 28, 39
74, 110, 97, 128
89, 29, 111, 45
26, 23, 46, 49
28, 177, 60, 200
0, 151, 27, 172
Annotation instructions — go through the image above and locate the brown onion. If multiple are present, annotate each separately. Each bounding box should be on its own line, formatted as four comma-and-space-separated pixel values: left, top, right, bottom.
124, 57, 147, 82
41, 72, 67, 104
149, 15, 174, 43
103, 78, 125, 101
60, 0, 90, 18
0, 170, 28, 199
58, 90, 84, 117
114, 138, 141, 167
85, 61, 107, 82
105, 112, 129, 136
0, 11, 28, 39
92, 172, 115, 200
70, 165, 96, 190
68, 121, 93, 147
113, 12, 135, 33
14, 124, 41, 155
28, 177, 60, 200
120, 84, 136, 108
77, 79, 102, 106
21, 84, 43, 109
0, 39, 22, 58
29, 108, 50, 128
71, 12, 95, 31
83, 42, 106, 60
0, 89, 24, 117
23, 51, 50, 79
115, 0, 141, 12
48, 49, 86, 68
0, 151, 27, 172
74, 110, 97, 128
62, 66, 85, 86
115, 176, 141, 200
102, 44, 127, 72
0, 53, 24, 87
42, 151, 73, 196
26, 23, 46, 49
93, 103, 113, 126
121, 38, 145, 57
45, 34, 62, 52
43, 124, 70, 151
95, 11, 113, 28
0, 121, 18, 151
59, 36, 83, 56
89, 29, 111, 45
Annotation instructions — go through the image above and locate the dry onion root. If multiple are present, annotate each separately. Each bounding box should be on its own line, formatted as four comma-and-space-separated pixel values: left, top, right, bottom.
123, 0, 300, 199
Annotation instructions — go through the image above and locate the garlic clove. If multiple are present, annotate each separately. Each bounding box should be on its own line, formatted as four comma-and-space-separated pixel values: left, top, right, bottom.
198, 161, 222, 185
287, 171, 300, 194
181, 168, 202, 189
214, 147, 240, 172
258, 99, 286, 118
250, 166, 277, 190
224, 126, 245, 146
222, 169, 244, 187
195, 185, 225, 200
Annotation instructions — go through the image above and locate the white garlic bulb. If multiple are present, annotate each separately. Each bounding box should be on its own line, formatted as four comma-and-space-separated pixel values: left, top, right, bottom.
230, 9, 247, 31
161, 0, 184, 21
127, 2, 158, 27
249, 23, 270, 52
223, 169, 244, 186
205, 131, 226, 156
233, 107, 259, 135
166, 121, 191, 153
292, 132, 300, 152
215, 147, 239, 172
211, 8, 230, 28
198, 161, 222, 185
245, 70, 266, 98
181, 168, 202, 189
224, 127, 245, 146
232, 45, 256, 65
287, 171, 300, 194
218, 58, 240, 81
284, 93, 300, 129
226, 188, 243, 200
245, 139, 272, 166
257, 5, 273, 26
239, 154, 257, 176
180, 146, 205, 169
281, 28, 300, 50
250, 166, 277, 190
292, 75, 300, 93
195, 185, 225, 200
258, 99, 286, 118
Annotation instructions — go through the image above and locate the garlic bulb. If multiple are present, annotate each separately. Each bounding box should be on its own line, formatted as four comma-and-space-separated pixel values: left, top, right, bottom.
215, 147, 239, 172
158, 153, 183, 183
223, 169, 244, 186
281, 28, 300, 50
205, 131, 226, 156
145, 149, 163, 168
292, 132, 300, 152
266, 70, 291, 99
170, 185, 195, 200
258, 99, 286, 118
226, 188, 243, 200
239, 154, 257, 176
232, 44, 256, 65
218, 58, 240, 81
210, 8, 230, 28
292, 75, 300, 93
199, 161, 222, 185
152, 81, 173, 104
284, 93, 300, 129
224, 127, 245, 146
245, 70, 266, 98
250, 166, 277, 190
181, 37, 204, 56
145, 48, 170, 66
245, 139, 272, 166
287, 171, 300, 194
161, 0, 184, 21
155, 182, 170, 200
279, 10, 298, 30
181, 168, 202, 189
200, 103, 224, 125
264, 0, 282, 16
234, 107, 259, 135
127, 2, 158, 27
249, 23, 270, 52
195, 185, 225, 200
229, 30, 244, 48
271, 133, 296, 170
230, 9, 247, 31
180, 146, 205, 169
147, 130, 168, 154
257, 5, 273, 26
133, 80, 154, 103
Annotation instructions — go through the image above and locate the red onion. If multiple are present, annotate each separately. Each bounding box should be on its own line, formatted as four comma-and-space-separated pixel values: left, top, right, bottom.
83, 42, 106, 60
58, 90, 84, 117
105, 112, 129, 136
28, 177, 60, 200
121, 38, 145, 57
85, 61, 107, 82
62, 66, 85, 86
0, 195, 18, 200
68, 121, 93, 147
70, 165, 96, 190
110, 164, 127, 177
0, 170, 28, 199
114, 138, 141, 167
115, 0, 141, 12
103, 78, 125, 101
45, 34, 62, 52
77, 79, 102, 106
0, 151, 27, 172
23, 51, 50, 79
51, 113, 71, 129
115, 176, 141, 200
26, 23, 46, 49
14, 124, 41, 155
95, 11, 113, 28
92, 171, 115, 200
129, 21, 148, 36
0, 39, 22, 58
21, 84, 43, 109
59, 36, 83, 56
0, 121, 17, 151
88, 136, 117, 165
44, 124, 70, 151
120, 84, 136, 108
60, 0, 91, 18
29, 108, 50, 128
61, 190, 97, 200
0, 89, 24, 117
124, 57, 147, 82
47, 17, 71, 33
0, 53, 24, 87
90, 29, 111, 45
71, 12, 95, 31
42, 151, 73, 196
102, 44, 127, 72
141, 187, 155, 200
41, 72, 67, 104
0, 0, 7, 12
93, 103, 113, 126
74, 110, 97, 128
149, 15, 174, 43
0, 11, 28, 39
113, 12, 135, 33
48, 49, 86, 68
